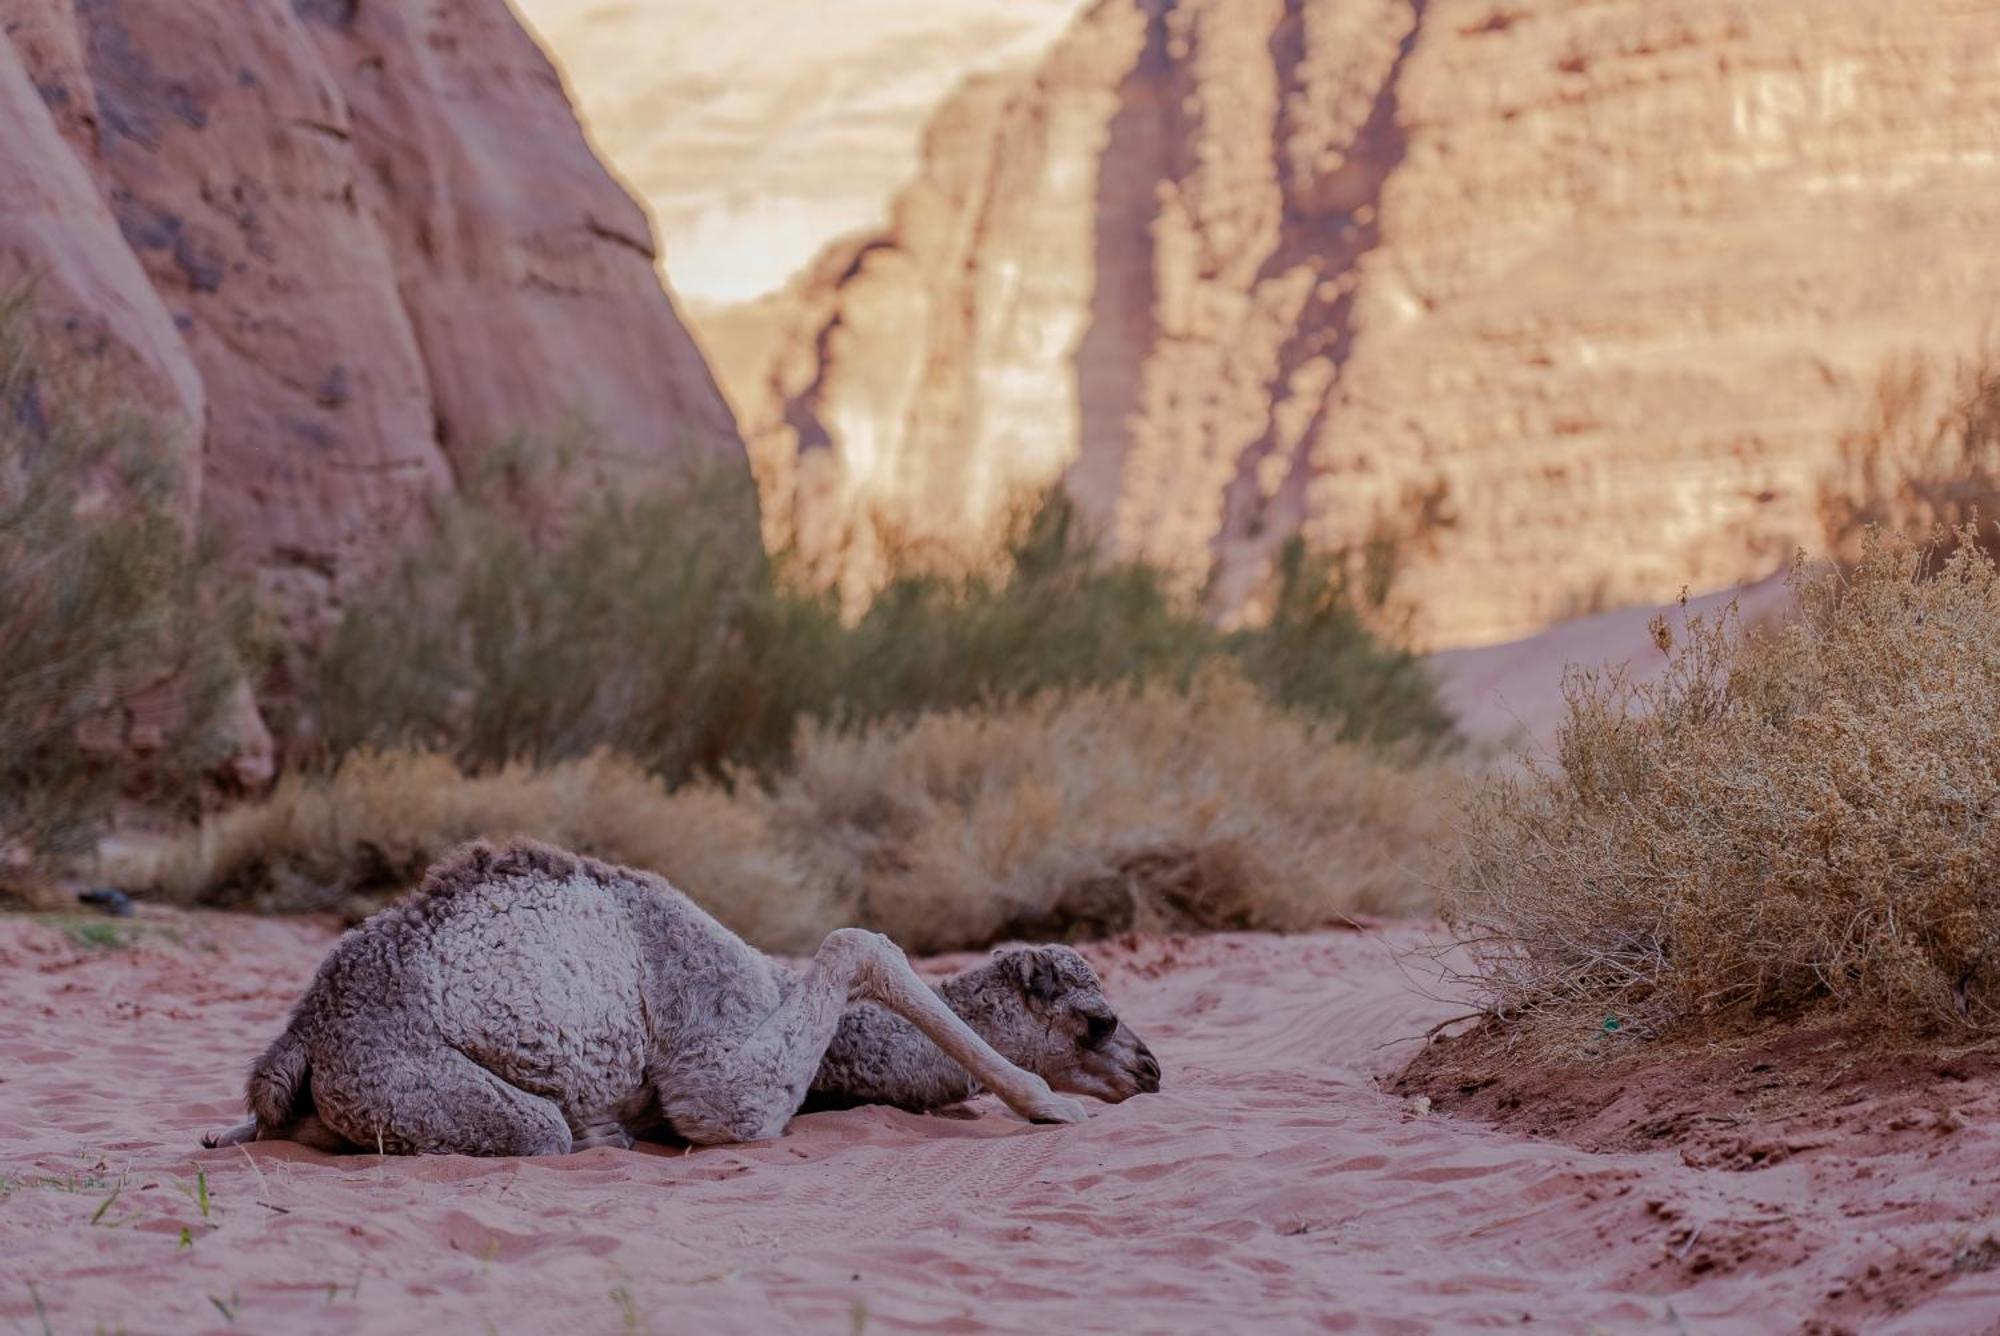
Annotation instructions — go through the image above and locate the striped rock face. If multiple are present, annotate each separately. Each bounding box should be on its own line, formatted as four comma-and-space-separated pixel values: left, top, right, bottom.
695, 0, 2000, 647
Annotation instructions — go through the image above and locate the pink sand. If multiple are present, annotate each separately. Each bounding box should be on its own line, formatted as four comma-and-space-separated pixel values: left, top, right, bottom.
1, 911, 1996, 1333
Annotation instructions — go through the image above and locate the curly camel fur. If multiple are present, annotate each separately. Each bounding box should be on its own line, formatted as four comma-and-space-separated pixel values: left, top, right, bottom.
203, 840, 1160, 1154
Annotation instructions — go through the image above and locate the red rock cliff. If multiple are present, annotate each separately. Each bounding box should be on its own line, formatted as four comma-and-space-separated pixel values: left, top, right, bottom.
711, 0, 2000, 645
0, 0, 745, 625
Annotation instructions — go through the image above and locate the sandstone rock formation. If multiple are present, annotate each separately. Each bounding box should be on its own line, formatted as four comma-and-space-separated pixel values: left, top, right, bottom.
713, 0, 2000, 646
513, 0, 1089, 308
0, 15, 203, 493
0, 0, 744, 628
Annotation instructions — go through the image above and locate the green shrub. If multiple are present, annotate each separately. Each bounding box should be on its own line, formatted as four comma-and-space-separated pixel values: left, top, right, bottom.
1228, 538, 1455, 747
312, 482, 1452, 783
309, 464, 823, 786
830, 495, 1213, 723
0, 291, 236, 868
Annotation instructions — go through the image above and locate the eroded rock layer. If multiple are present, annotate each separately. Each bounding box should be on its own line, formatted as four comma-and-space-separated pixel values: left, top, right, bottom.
512, 0, 1090, 308
0, 0, 744, 624
715, 0, 2000, 645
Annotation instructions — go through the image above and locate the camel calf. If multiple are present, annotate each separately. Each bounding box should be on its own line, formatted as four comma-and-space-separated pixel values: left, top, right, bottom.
204, 840, 1160, 1154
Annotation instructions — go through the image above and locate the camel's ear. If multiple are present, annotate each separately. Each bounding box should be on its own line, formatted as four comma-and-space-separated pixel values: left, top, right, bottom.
1003, 947, 1064, 1003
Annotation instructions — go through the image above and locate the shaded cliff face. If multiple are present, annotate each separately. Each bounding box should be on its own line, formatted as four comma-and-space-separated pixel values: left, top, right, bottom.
512, 0, 1089, 308
0, 0, 744, 625
715, 0, 2000, 646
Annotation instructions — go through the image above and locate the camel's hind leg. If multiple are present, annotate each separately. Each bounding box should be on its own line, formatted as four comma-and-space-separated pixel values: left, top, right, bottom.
202, 1118, 258, 1149
312, 1046, 573, 1157
660, 929, 1083, 1145
203, 1113, 355, 1153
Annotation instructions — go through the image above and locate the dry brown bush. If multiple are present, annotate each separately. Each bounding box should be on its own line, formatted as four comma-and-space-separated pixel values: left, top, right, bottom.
129, 673, 1454, 952
125, 749, 819, 940
745, 670, 1452, 952
1447, 529, 2000, 1037
1820, 353, 2000, 565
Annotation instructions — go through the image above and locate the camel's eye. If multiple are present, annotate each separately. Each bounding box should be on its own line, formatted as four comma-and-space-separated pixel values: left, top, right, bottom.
1083, 1012, 1117, 1047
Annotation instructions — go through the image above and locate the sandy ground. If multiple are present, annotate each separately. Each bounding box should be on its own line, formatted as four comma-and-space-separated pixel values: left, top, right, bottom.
1431, 573, 1793, 757
2, 911, 1998, 1335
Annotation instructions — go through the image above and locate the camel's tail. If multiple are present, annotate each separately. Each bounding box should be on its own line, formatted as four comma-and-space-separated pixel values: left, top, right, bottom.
246, 1027, 310, 1129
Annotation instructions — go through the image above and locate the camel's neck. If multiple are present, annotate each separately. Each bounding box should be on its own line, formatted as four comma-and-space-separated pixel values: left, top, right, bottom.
806, 964, 1014, 1114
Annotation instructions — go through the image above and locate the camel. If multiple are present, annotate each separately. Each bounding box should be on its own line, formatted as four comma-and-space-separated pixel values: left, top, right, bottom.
203, 840, 1160, 1154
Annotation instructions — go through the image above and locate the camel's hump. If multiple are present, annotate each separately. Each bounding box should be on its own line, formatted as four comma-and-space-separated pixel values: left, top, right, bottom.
412, 838, 668, 909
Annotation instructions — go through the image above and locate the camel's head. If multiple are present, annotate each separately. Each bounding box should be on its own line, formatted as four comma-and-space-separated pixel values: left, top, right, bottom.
970, 945, 1161, 1103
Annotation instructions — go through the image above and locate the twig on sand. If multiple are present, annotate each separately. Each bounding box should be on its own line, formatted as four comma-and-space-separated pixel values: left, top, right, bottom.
1417, 1012, 1488, 1044
1371, 1011, 1488, 1052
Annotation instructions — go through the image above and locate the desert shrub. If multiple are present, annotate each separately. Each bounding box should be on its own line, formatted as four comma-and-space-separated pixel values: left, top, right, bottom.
1447, 529, 2000, 1036
128, 748, 824, 940
313, 483, 1452, 782
1820, 353, 2000, 565
741, 671, 1454, 952
131, 674, 1454, 952
309, 464, 828, 786
0, 292, 236, 869
1228, 538, 1454, 747
832, 495, 1211, 721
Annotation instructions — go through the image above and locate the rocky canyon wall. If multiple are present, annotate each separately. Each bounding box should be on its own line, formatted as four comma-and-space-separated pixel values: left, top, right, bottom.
0, 0, 744, 628
511, 0, 1090, 309
712, 0, 2000, 646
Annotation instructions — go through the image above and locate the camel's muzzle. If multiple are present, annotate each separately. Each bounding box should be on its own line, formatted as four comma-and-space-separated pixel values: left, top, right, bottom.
1130, 1039, 1161, 1094
1064, 1026, 1162, 1103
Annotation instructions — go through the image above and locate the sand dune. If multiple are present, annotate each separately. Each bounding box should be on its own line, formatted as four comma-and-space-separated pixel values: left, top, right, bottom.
1430, 573, 1795, 758
1, 911, 1996, 1332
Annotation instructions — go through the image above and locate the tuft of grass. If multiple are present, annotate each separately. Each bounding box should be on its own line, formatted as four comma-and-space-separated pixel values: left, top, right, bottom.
611, 1286, 643, 1336
59, 919, 137, 951
0, 288, 241, 872
129, 674, 1454, 952
1447, 528, 2000, 1038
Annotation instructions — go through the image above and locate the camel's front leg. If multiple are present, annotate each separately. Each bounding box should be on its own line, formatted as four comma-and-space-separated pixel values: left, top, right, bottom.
855, 941, 1087, 1127
659, 928, 890, 1144
660, 930, 1082, 1145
